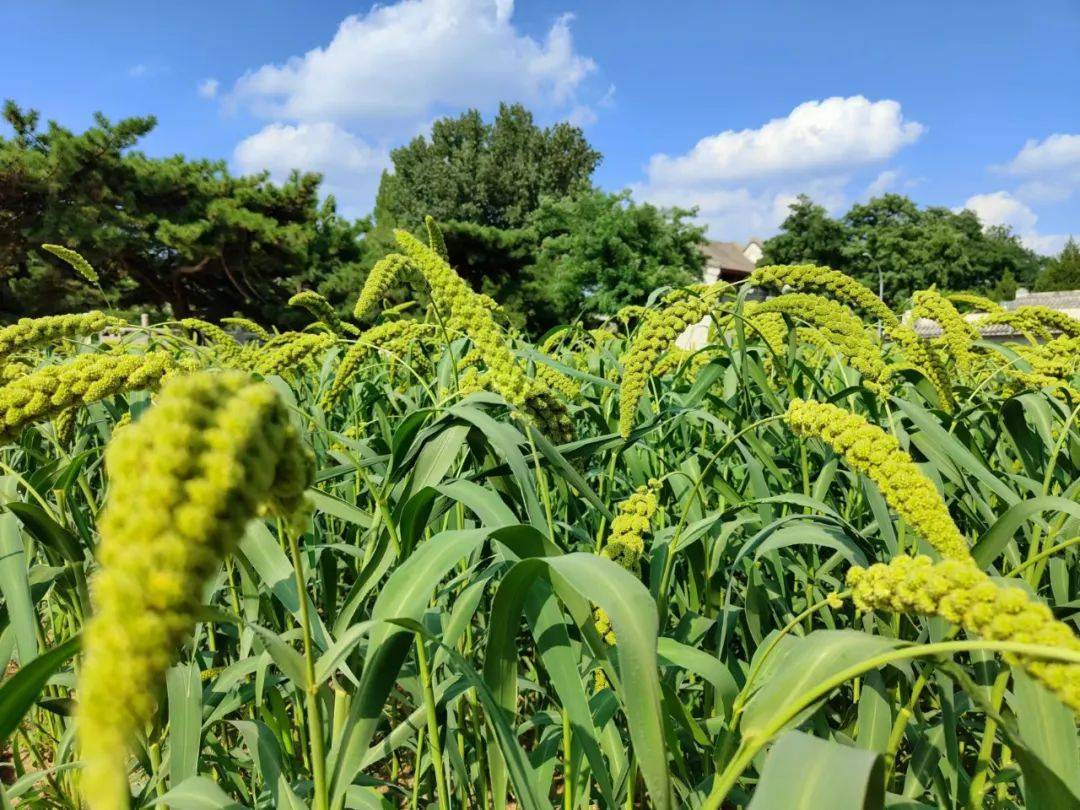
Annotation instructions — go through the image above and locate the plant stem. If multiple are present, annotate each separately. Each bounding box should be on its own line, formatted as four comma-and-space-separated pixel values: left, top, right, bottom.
967, 668, 1010, 809
562, 707, 573, 809
415, 634, 450, 810
286, 523, 329, 810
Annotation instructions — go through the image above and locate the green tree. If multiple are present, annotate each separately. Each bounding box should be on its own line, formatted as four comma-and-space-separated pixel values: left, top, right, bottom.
760, 193, 1043, 304
376, 103, 600, 232
351, 103, 602, 325
1035, 237, 1080, 291
522, 190, 705, 329
0, 102, 365, 323
759, 195, 846, 270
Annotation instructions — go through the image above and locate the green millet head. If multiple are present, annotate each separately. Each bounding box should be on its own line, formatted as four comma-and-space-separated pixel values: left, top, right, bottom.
354, 254, 412, 320
424, 215, 450, 262
0, 312, 118, 364
220, 317, 272, 342
618, 283, 728, 437
1008, 306, 1080, 339
945, 292, 1002, 315
289, 290, 347, 335
885, 325, 956, 412
601, 481, 661, 571
750, 264, 898, 327
323, 320, 435, 408
180, 318, 244, 366
254, 333, 335, 377
395, 229, 576, 442
1020, 335, 1080, 380
77, 370, 313, 810
786, 398, 971, 563
975, 306, 1080, 342
910, 289, 978, 373
751, 293, 889, 391
0, 352, 176, 445
41, 243, 99, 284
847, 555, 1080, 714
593, 480, 662, 649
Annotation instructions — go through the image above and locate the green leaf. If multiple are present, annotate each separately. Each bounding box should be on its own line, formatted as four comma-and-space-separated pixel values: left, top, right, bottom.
741, 631, 904, 738
892, 397, 1018, 506
236, 522, 331, 650
4, 502, 83, 562
307, 489, 373, 529
656, 637, 738, 720
328, 529, 490, 808
231, 720, 305, 808
856, 671, 892, 753
482, 550, 672, 808
150, 776, 246, 809
0, 510, 38, 663
1008, 668, 1080, 801
404, 423, 471, 499
971, 496, 1080, 568
748, 731, 884, 809
167, 663, 203, 786
0, 636, 79, 741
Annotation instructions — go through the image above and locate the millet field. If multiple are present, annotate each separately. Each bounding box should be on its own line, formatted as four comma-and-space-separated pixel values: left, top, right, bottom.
0, 221, 1078, 809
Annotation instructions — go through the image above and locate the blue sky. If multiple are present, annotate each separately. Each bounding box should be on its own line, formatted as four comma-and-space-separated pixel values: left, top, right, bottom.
3, 1, 1078, 253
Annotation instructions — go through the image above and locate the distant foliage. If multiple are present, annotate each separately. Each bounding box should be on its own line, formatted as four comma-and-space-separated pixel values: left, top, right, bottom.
375, 102, 600, 232
1036, 237, 1080, 291
0, 101, 366, 323
762, 193, 1045, 303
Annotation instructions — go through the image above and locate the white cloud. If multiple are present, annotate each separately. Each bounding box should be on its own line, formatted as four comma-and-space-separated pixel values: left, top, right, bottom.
1015, 180, 1073, 204
959, 191, 1068, 255
962, 191, 1038, 232
1021, 232, 1070, 255
997, 133, 1080, 203
233, 123, 389, 217
1005, 133, 1080, 178
231, 0, 595, 125
866, 169, 900, 198
128, 64, 149, 78
197, 78, 219, 99
646, 96, 924, 188
637, 97, 924, 239
565, 105, 597, 128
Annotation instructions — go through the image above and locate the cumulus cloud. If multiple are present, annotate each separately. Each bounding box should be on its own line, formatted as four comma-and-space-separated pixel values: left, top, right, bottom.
233, 123, 389, 217
1005, 133, 1080, 178
222, 0, 602, 216
637, 96, 925, 239
231, 0, 595, 125
646, 97, 923, 188
197, 78, 219, 99
997, 133, 1080, 203
960, 191, 1068, 255
866, 169, 900, 198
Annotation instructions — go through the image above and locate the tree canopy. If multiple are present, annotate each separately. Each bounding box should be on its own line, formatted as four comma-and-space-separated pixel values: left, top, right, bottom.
363, 104, 702, 333
0, 101, 365, 323
1035, 237, 1080, 292
761, 194, 1045, 304
522, 190, 704, 328
374, 103, 601, 232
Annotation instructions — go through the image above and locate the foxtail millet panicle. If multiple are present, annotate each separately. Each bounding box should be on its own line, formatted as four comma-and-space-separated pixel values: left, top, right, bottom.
77, 370, 314, 810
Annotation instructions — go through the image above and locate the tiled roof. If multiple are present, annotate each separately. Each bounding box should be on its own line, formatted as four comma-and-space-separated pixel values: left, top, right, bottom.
911, 317, 1017, 338
1002, 290, 1080, 311
909, 289, 1080, 338
701, 241, 755, 276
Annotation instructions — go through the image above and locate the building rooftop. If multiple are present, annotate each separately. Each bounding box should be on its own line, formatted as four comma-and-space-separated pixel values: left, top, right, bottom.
702, 241, 755, 278
910, 288, 1080, 339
